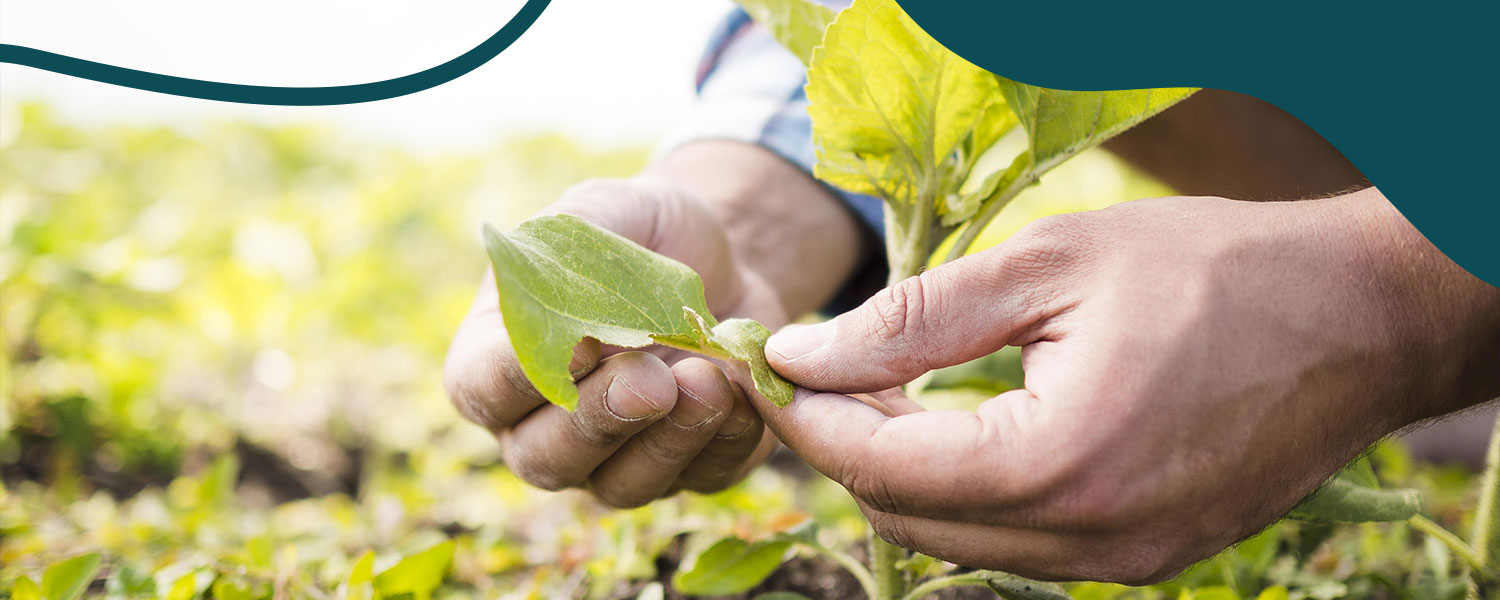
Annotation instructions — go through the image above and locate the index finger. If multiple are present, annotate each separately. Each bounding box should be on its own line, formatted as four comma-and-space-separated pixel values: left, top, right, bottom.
744, 376, 1056, 523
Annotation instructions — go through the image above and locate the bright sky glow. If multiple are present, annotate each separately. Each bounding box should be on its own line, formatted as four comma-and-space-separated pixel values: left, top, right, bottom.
0, 0, 735, 150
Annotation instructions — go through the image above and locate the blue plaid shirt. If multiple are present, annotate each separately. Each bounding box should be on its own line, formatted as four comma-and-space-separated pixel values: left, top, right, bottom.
655, 4, 887, 312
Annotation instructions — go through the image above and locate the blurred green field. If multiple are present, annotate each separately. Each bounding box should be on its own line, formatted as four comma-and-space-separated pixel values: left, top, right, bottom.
0, 102, 1482, 599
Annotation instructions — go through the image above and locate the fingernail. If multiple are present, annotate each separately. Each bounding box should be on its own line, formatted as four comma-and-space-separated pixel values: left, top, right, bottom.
715, 413, 757, 439
568, 349, 595, 380
605, 376, 663, 420
666, 385, 722, 429
767, 323, 828, 362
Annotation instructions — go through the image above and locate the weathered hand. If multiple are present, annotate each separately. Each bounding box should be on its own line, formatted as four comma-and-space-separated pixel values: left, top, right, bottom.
444, 176, 785, 508
750, 189, 1500, 583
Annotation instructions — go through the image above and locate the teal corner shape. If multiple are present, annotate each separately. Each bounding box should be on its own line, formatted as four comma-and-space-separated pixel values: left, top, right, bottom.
899, 1, 1499, 286
0, 0, 550, 106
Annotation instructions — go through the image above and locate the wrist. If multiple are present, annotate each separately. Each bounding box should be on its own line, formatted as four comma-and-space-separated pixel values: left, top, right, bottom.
1334, 188, 1500, 424
648, 140, 867, 317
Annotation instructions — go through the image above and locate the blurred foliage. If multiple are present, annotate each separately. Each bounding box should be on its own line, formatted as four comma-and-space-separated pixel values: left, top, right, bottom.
0, 101, 1482, 598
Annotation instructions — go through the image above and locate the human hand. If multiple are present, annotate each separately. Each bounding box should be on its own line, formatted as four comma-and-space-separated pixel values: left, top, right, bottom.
444, 176, 784, 508
750, 189, 1500, 583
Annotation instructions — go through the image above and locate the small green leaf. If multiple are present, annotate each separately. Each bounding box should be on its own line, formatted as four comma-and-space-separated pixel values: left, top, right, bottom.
707, 319, 794, 406
345, 550, 376, 600
484, 215, 710, 410
12, 576, 41, 600
373, 541, 454, 600
162, 573, 201, 600
770, 520, 819, 547
732, 0, 836, 66
672, 537, 793, 596
197, 452, 239, 507
483, 215, 794, 409
1182, 586, 1240, 600
806, 0, 1011, 209
753, 594, 814, 600
348, 550, 375, 586
1254, 587, 1290, 600
41, 553, 102, 600
996, 80, 1196, 175
210, 579, 256, 600
985, 571, 1073, 600
104, 565, 155, 598
1288, 460, 1423, 523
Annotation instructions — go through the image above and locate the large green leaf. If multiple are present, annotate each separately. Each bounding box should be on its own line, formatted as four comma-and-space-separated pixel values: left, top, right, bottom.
373, 541, 454, 600
732, 0, 836, 66
671, 536, 793, 595
805, 0, 1011, 214
1288, 457, 1423, 523
41, 553, 102, 600
483, 215, 793, 410
996, 81, 1196, 175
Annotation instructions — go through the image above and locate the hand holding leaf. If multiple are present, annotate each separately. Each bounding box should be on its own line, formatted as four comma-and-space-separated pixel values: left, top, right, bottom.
482, 214, 794, 411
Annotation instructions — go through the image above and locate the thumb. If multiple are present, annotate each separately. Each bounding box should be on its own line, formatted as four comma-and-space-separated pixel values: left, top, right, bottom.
765, 248, 1058, 393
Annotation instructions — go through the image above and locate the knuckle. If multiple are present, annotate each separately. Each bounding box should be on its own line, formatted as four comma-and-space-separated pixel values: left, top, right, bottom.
677, 466, 738, 494
568, 414, 634, 449
635, 430, 698, 466
443, 360, 507, 430
868, 275, 926, 343
1085, 537, 1180, 585
839, 458, 905, 516
864, 511, 911, 549
503, 448, 576, 492
590, 483, 652, 510
1016, 212, 1087, 242
1007, 213, 1088, 267
679, 472, 736, 494
498, 361, 547, 404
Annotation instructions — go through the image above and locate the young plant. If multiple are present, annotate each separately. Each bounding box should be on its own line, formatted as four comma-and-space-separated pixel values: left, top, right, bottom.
483, 0, 1500, 597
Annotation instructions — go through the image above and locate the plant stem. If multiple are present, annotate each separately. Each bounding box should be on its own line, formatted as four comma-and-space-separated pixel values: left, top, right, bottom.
869, 225, 931, 600
797, 541, 880, 599
871, 533, 908, 600
944, 169, 1037, 263
885, 202, 935, 287
1409, 514, 1485, 572
899, 572, 992, 600
1468, 413, 1500, 588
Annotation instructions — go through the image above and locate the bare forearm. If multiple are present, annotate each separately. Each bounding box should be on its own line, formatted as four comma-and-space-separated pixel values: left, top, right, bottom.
650, 140, 866, 318
1341, 188, 1500, 421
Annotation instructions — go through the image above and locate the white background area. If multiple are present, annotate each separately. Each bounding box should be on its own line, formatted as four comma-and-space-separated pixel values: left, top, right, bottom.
0, 0, 736, 150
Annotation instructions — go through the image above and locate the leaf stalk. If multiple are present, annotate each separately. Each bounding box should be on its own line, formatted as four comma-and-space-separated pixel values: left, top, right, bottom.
898, 572, 992, 600
795, 541, 880, 599
944, 168, 1038, 263
871, 533, 909, 600
1465, 412, 1500, 594
1408, 514, 1485, 572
